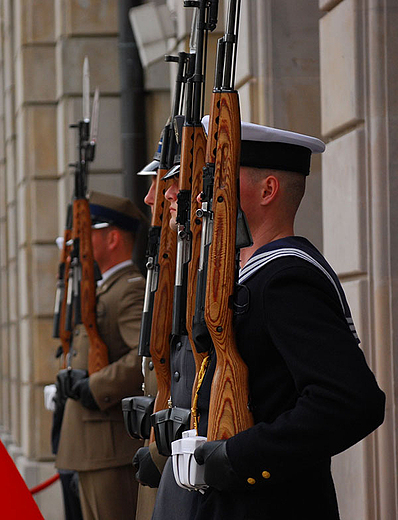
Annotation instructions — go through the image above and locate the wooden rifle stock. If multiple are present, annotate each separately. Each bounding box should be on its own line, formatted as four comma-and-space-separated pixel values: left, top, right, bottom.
149, 171, 177, 442
204, 92, 253, 440
72, 197, 109, 375
182, 125, 208, 420
200, 0, 253, 438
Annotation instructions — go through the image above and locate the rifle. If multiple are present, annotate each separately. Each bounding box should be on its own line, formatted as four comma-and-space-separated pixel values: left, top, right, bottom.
64, 57, 107, 375
137, 52, 192, 442
171, 1, 219, 430
193, 0, 253, 440
52, 203, 73, 365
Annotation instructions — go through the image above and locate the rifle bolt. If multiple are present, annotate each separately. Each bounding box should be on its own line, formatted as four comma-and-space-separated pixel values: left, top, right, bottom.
216, 326, 223, 332
196, 209, 204, 218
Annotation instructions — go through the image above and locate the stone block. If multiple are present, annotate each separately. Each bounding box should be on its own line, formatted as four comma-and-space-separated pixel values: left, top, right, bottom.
31, 244, 59, 316
59, 0, 118, 37
235, 0, 251, 87
88, 172, 124, 197
15, 0, 55, 46
9, 322, 18, 380
32, 318, 59, 384
320, 0, 362, 136
19, 46, 56, 104
1, 378, 11, 431
1, 324, 9, 374
10, 379, 20, 444
7, 202, 17, 260
17, 247, 29, 318
332, 439, 367, 519
8, 443, 23, 463
6, 139, 16, 205
57, 174, 74, 219
3, 32, 14, 93
30, 179, 59, 242
19, 318, 32, 384
8, 260, 18, 322
15, 110, 25, 185
322, 128, 366, 276
57, 37, 119, 97
20, 383, 33, 456
145, 91, 171, 158
0, 221, 7, 269
238, 80, 253, 124
17, 182, 28, 246
296, 165, 323, 253
0, 115, 5, 161
18, 105, 58, 179
144, 59, 170, 92
58, 96, 122, 174
342, 278, 370, 359
0, 269, 9, 325
4, 87, 15, 142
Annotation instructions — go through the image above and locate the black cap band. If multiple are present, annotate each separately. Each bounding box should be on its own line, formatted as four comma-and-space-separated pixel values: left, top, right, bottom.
240, 141, 312, 175
90, 204, 141, 232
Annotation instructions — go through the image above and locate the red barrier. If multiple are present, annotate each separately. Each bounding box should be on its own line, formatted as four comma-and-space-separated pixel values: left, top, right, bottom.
30, 473, 60, 495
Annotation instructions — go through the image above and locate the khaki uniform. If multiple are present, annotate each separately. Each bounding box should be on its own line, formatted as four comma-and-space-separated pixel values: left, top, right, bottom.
56, 263, 145, 518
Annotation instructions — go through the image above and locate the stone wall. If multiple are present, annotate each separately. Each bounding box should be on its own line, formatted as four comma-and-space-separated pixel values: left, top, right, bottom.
320, 1, 398, 518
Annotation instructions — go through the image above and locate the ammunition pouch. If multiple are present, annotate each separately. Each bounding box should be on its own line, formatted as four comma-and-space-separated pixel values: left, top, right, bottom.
151, 407, 191, 457
122, 396, 155, 440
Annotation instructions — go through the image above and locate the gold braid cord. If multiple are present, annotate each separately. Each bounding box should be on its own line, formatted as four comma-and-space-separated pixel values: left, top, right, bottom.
191, 355, 210, 433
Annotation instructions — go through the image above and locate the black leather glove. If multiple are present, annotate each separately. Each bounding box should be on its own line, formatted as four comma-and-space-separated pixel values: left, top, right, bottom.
71, 377, 100, 410
194, 440, 241, 491
56, 369, 99, 410
132, 447, 162, 488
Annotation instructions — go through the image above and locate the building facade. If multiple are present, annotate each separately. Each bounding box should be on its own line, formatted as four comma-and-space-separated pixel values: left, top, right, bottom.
0, 1, 396, 518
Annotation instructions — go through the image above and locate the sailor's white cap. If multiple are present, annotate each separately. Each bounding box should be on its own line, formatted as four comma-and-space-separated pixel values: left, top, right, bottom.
201, 116, 325, 175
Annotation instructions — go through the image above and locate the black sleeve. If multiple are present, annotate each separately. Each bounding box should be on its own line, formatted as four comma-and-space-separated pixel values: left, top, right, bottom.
226, 265, 385, 485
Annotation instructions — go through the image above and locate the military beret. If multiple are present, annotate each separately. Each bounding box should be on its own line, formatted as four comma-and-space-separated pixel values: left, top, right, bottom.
201, 116, 325, 176
89, 191, 145, 232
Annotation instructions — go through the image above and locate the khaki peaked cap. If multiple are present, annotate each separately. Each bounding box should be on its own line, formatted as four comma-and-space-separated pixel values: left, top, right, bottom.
89, 191, 146, 232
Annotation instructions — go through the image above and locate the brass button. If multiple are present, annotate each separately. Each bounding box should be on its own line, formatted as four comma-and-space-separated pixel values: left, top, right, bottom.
262, 471, 271, 479
247, 477, 256, 485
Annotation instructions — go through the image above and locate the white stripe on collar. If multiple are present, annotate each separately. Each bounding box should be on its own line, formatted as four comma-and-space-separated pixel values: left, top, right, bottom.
239, 248, 359, 342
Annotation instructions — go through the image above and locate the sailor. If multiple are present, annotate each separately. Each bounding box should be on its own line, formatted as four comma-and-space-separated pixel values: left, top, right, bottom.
152, 118, 386, 520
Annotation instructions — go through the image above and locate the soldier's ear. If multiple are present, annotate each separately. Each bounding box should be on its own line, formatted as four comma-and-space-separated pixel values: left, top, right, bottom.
106, 228, 121, 250
260, 175, 279, 206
